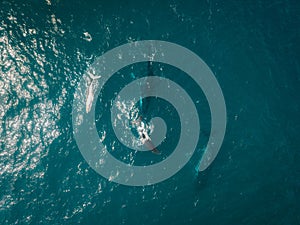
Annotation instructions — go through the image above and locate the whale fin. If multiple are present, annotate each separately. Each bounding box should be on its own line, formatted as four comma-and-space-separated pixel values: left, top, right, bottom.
144, 139, 161, 155
88, 73, 101, 80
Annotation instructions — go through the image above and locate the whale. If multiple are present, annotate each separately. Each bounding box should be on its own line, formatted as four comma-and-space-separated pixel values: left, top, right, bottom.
136, 61, 161, 154
140, 61, 155, 114
85, 73, 101, 113
135, 116, 161, 155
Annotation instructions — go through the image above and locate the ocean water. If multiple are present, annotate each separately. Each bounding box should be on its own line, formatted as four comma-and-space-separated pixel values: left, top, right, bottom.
0, 0, 299, 224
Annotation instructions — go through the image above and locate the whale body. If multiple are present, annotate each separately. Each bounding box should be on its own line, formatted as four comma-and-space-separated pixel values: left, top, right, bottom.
85, 74, 101, 113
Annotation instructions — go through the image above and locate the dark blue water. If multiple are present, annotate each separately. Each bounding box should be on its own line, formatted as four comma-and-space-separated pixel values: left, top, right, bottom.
1, 0, 299, 224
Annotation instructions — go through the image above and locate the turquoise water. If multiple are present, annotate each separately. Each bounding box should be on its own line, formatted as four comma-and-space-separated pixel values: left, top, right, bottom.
1, 0, 299, 224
